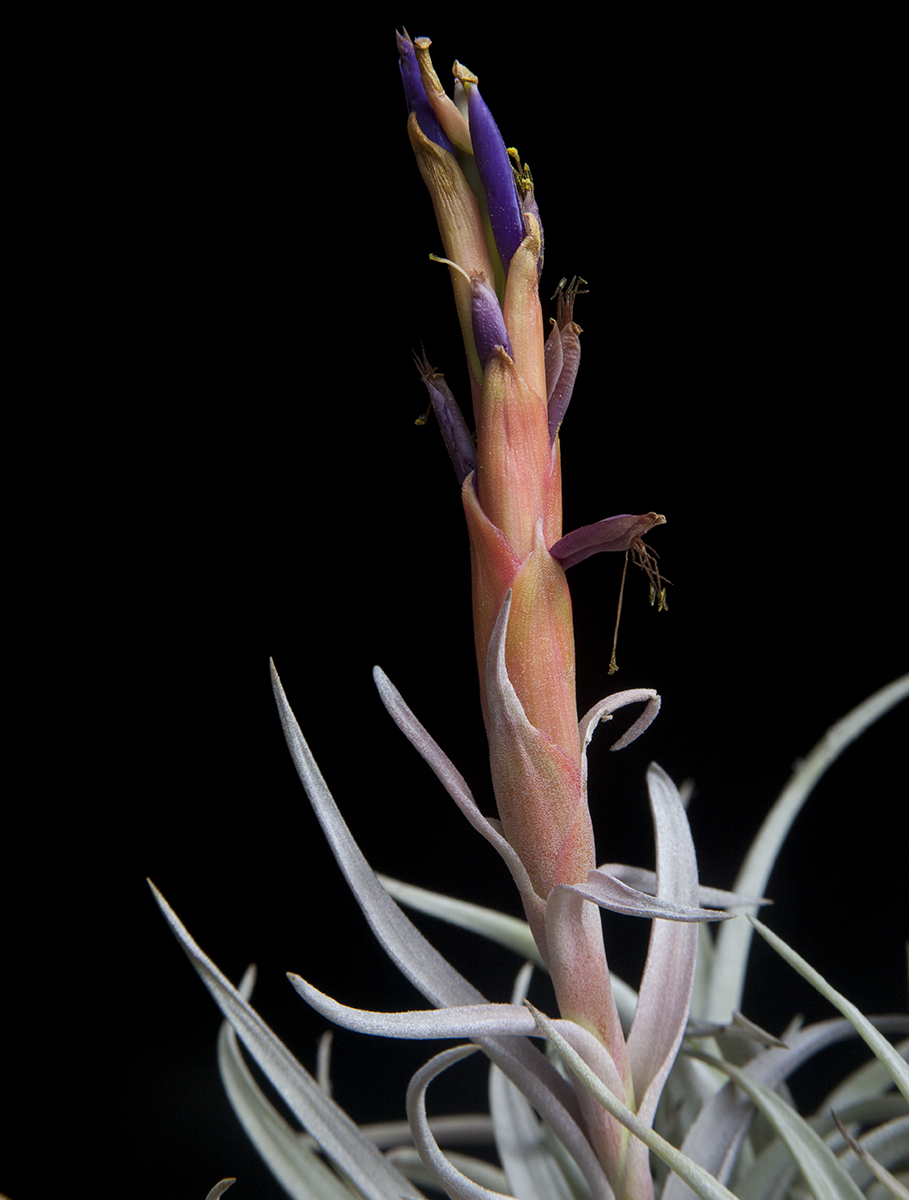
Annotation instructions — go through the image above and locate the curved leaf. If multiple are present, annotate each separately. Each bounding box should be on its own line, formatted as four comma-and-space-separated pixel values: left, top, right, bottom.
374, 876, 544, 969
217, 968, 361, 1200
692, 1051, 865, 1200
489, 1064, 581, 1200
526, 1004, 737, 1200
150, 882, 425, 1200
270, 664, 610, 1198
665, 1018, 909, 1200
707, 674, 909, 1023
205, 1182, 236, 1200
405, 1045, 519, 1200
750, 918, 909, 1105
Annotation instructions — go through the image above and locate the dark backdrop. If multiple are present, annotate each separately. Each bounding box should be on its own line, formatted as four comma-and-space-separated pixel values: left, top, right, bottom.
4, 11, 905, 1200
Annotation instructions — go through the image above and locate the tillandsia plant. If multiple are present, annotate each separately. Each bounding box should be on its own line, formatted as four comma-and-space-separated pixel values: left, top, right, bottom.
153, 32, 909, 1200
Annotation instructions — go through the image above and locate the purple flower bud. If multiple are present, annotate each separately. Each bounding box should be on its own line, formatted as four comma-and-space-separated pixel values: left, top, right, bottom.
430, 254, 513, 369
396, 30, 455, 157
414, 352, 478, 486
466, 84, 524, 272
546, 281, 583, 442
469, 270, 513, 366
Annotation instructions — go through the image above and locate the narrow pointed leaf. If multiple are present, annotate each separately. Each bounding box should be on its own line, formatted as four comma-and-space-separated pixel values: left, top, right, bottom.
664, 1017, 909, 1200
271, 663, 609, 1199
709, 673, 909, 1023
371, 665, 542, 930
824, 1036, 909, 1110
484, 960, 577, 1200
557, 870, 730, 923
377, 875, 544, 968
149, 882, 425, 1200
625, 764, 704, 1139
271, 661, 484, 1009
833, 1112, 909, 1198
577, 689, 661, 777
750, 917, 909, 1104
286, 978, 540, 1040
489, 1065, 579, 1200
693, 1051, 866, 1199
526, 1004, 738, 1200
596, 863, 768, 911
205, 1183, 236, 1200
218, 984, 362, 1200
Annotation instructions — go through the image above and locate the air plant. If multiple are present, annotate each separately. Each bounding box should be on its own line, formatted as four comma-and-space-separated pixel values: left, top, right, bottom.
154, 31, 909, 1200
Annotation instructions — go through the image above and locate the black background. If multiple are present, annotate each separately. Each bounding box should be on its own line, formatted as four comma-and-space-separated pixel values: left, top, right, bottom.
4, 10, 905, 1200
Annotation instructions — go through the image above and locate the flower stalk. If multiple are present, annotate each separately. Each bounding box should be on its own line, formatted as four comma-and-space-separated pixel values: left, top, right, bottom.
398, 30, 693, 1193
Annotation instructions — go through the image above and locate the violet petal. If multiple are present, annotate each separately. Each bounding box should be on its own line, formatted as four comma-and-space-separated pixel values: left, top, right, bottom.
550, 513, 665, 570
547, 319, 581, 442
467, 84, 524, 272
414, 352, 477, 485
396, 31, 455, 156
470, 272, 513, 365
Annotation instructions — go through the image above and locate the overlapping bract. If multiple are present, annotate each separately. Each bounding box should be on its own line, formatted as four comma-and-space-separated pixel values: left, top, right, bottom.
396, 33, 691, 1187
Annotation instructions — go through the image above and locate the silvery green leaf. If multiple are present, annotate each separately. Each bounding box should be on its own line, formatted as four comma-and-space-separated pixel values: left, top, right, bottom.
683, 1011, 789, 1047
558, 869, 730, 924
750, 918, 909, 1106
487, 962, 583, 1200
405, 1044, 520, 1200
577, 686, 661, 761
204, 1182, 235, 1200
371, 662, 542, 933
692, 1052, 865, 1200
489, 1065, 580, 1200
872, 1182, 909, 1200
832, 1113, 909, 1196
664, 1018, 909, 1200
377, 873, 640, 1030
626, 765, 706, 1127
596, 864, 769, 911
526, 1003, 737, 1200
376, 874, 544, 968
285, 977, 540, 1039
217, 968, 361, 1200
707, 673, 909, 1023
823, 1039, 909, 1110
150, 882, 425, 1200
270, 663, 610, 1199
387, 1147, 513, 1194
355, 1113, 496, 1151
271, 661, 487, 1010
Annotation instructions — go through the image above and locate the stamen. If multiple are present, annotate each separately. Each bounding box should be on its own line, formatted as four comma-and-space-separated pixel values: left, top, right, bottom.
551, 274, 589, 318
507, 147, 534, 201
428, 251, 471, 284
630, 537, 671, 611
608, 551, 629, 675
